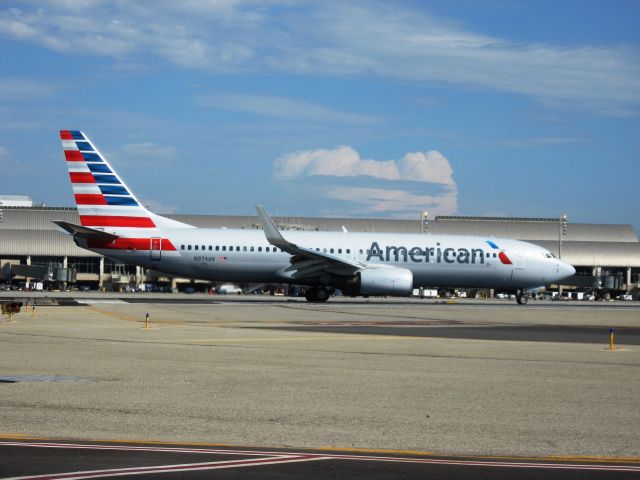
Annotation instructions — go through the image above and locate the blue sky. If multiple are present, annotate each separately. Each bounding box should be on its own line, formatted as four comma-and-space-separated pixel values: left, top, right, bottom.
0, 0, 638, 231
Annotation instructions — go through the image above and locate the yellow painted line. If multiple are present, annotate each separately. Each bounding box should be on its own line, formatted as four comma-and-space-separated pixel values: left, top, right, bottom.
86, 306, 138, 323
85, 306, 184, 326
318, 445, 434, 456
0, 433, 49, 440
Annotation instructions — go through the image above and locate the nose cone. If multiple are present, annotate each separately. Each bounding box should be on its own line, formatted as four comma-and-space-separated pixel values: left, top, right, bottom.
559, 261, 576, 279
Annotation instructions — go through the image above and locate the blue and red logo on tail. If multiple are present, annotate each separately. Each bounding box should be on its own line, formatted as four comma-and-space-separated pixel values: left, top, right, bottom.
61, 130, 177, 252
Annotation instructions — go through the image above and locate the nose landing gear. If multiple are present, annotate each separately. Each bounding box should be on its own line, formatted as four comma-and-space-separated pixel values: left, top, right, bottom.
516, 290, 529, 305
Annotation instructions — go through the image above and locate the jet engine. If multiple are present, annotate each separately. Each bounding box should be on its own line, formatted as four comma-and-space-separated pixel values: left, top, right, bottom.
356, 267, 413, 296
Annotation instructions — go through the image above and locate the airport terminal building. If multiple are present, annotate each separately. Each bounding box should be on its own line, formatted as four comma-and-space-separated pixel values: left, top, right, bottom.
1, 203, 639, 296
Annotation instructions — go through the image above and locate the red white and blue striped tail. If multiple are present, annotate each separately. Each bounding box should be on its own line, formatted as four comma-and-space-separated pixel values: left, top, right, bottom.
60, 130, 190, 233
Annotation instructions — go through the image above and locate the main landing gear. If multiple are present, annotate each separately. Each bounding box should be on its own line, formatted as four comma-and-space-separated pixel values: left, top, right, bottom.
516, 290, 529, 305
305, 287, 330, 302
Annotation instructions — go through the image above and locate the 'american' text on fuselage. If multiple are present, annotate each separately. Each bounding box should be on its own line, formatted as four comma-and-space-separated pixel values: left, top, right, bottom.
366, 241, 487, 264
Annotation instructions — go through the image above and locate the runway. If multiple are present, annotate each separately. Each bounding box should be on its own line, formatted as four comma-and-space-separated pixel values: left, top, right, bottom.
0, 295, 639, 478
2, 438, 639, 479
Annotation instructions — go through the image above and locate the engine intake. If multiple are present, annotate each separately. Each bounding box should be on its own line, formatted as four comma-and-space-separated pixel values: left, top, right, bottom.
357, 267, 413, 296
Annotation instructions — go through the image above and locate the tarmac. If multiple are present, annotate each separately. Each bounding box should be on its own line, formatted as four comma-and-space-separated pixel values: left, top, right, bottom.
0, 294, 638, 478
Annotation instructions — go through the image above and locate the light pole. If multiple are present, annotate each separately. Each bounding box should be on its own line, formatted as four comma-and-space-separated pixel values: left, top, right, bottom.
558, 213, 568, 298
421, 210, 429, 234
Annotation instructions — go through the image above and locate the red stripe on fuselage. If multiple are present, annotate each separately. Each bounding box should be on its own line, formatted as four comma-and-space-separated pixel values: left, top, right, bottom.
499, 252, 513, 265
70, 172, 96, 183
75, 194, 107, 205
60, 130, 72, 140
80, 216, 156, 228
87, 238, 176, 251
64, 150, 84, 161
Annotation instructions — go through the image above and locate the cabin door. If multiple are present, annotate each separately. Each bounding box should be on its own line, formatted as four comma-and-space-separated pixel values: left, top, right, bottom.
150, 238, 162, 261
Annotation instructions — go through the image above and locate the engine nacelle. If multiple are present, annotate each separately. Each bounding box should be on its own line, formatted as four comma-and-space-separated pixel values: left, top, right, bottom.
357, 267, 413, 296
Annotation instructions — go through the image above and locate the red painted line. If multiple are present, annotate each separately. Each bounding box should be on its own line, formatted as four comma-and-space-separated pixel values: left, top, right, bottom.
74, 194, 107, 206
333, 454, 640, 472
60, 130, 72, 140
3, 455, 322, 479
69, 172, 96, 184
64, 150, 84, 162
80, 216, 156, 228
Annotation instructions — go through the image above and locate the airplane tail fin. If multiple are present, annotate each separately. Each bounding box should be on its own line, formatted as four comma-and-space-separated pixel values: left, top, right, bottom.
59, 130, 191, 233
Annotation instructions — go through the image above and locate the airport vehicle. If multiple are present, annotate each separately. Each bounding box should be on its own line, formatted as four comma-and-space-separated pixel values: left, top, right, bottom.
55, 131, 576, 304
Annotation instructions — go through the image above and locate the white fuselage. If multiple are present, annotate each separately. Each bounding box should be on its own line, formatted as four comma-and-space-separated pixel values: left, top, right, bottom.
92, 228, 574, 290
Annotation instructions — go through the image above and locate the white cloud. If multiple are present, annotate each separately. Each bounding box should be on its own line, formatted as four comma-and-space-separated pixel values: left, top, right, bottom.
0, 145, 37, 175
325, 186, 458, 218
274, 145, 458, 217
137, 196, 178, 214
274, 146, 455, 186
197, 94, 376, 124
118, 142, 177, 167
0, 78, 56, 100
0, 2, 637, 115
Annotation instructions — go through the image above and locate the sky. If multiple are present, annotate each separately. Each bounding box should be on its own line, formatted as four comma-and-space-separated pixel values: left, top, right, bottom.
0, 0, 638, 231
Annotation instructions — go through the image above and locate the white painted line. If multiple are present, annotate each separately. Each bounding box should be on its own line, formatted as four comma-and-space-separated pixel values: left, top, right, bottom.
0, 441, 281, 457
79, 300, 127, 304
2, 455, 326, 480
2, 441, 639, 475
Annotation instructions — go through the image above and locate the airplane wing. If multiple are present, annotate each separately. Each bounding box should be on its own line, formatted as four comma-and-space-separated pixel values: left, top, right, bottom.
255, 205, 367, 280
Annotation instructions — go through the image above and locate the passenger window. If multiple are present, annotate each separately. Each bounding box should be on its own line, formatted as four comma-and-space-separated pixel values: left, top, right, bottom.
222, 246, 226, 251
243, 246, 247, 251
338, 249, 342, 254
258, 247, 262, 252
346, 249, 350, 254
195, 245, 199, 250
236, 246, 240, 252
215, 246, 220, 251
188, 245, 192, 251
229, 246, 233, 251
181, 245, 185, 250
202, 245, 205, 250
208, 246, 212, 251
250, 246, 254, 252
359, 249, 363, 254
330, 248, 334, 253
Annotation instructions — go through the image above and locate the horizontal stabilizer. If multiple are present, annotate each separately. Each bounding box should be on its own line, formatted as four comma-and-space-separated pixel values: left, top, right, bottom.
52, 220, 120, 243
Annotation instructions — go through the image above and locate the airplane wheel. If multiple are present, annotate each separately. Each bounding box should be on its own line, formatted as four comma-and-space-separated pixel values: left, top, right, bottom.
516, 291, 529, 305
305, 287, 330, 302
316, 288, 330, 302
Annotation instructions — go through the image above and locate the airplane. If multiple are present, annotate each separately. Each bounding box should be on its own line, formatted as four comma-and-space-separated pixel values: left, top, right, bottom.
54, 130, 576, 304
